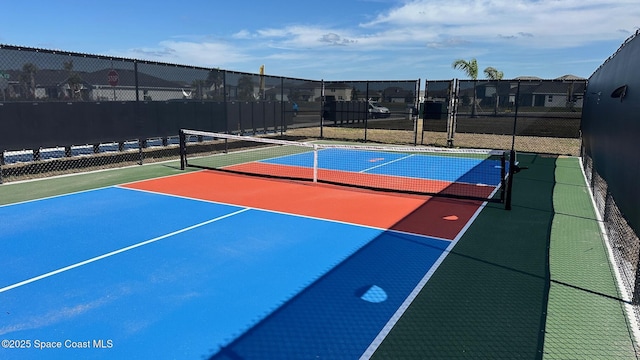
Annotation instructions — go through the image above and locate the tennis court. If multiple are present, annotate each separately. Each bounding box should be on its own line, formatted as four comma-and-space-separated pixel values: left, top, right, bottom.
0, 133, 636, 359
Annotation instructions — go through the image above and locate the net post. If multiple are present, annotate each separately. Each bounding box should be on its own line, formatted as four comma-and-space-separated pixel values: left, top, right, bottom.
504, 80, 520, 211
500, 152, 506, 202
504, 149, 516, 210
179, 129, 186, 170
313, 144, 318, 183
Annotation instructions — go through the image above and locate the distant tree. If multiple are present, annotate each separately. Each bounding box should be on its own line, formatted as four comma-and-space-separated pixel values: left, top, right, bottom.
452, 58, 479, 116
191, 79, 205, 100
452, 58, 478, 80
206, 69, 224, 100
483, 67, 504, 114
351, 87, 359, 101
20, 63, 38, 100
64, 60, 84, 100
237, 75, 255, 101
484, 67, 504, 80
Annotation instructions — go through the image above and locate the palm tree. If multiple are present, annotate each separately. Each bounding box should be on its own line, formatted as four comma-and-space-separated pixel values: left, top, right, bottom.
237, 75, 255, 101
452, 58, 478, 79
191, 79, 206, 100
452, 58, 479, 116
206, 69, 224, 101
484, 67, 504, 80
483, 67, 504, 115
351, 87, 359, 101
20, 63, 38, 100
64, 60, 83, 100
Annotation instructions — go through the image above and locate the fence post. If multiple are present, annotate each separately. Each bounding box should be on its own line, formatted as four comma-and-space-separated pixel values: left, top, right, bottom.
446, 79, 458, 147
134, 60, 143, 165
280, 77, 284, 135
421, 80, 427, 145
414, 79, 420, 146
510, 80, 521, 154
364, 82, 369, 142
320, 79, 325, 139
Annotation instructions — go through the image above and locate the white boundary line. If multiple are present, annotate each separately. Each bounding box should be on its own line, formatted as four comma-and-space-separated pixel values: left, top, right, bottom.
0, 186, 107, 208
359, 199, 490, 359
0, 169, 199, 209
360, 154, 415, 173
117, 186, 438, 237
0, 157, 203, 208
579, 157, 640, 346
0, 208, 250, 294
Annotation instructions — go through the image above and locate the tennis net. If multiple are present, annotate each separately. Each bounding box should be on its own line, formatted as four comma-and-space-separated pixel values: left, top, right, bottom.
179, 129, 509, 202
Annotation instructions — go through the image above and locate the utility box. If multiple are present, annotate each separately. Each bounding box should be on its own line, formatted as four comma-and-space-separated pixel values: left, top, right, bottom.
424, 101, 445, 119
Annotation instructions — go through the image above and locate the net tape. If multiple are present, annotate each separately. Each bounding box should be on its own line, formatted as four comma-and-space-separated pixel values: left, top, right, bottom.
180, 128, 509, 205
181, 129, 505, 156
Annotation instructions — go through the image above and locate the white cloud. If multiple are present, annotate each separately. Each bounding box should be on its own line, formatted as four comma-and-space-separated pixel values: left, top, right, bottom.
427, 37, 471, 49
318, 33, 358, 45
106, 0, 639, 78
256, 26, 361, 49
210, 0, 638, 57
360, 0, 640, 48
119, 40, 249, 67
232, 30, 253, 39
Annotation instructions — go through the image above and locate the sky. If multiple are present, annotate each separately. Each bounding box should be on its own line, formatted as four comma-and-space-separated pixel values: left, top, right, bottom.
1, 0, 638, 81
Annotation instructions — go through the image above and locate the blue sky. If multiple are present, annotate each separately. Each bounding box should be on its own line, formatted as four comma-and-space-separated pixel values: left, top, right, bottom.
1, 0, 638, 81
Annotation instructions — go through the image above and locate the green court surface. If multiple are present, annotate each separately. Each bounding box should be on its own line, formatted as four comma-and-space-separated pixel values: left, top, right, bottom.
544, 157, 637, 359
0, 154, 637, 359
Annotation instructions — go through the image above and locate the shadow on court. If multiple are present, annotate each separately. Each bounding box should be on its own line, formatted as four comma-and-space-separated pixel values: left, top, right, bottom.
370, 153, 555, 359
205, 154, 557, 359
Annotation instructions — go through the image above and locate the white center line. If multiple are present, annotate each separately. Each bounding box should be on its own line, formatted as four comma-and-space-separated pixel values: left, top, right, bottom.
360, 154, 415, 173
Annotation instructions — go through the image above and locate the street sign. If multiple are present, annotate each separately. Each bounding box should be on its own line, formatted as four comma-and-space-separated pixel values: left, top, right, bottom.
107, 70, 119, 86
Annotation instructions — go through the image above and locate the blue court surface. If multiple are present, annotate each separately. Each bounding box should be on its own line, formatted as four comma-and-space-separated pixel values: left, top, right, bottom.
260, 147, 504, 186
0, 185, 454, 359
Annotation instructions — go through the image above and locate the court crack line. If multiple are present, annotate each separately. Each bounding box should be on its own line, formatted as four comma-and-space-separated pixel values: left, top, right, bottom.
0, 208, 250, 294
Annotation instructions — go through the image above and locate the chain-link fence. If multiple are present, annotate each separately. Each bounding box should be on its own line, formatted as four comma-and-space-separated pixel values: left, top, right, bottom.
580, 30, 640, 330
422, 78, 585, 155
0, 44, 584, 184
583, 154, 640, 304
0, 45, 321, 182
290, 80, 421, 145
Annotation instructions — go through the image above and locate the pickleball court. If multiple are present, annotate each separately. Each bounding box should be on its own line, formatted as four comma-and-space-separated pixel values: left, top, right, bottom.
0, 138, 505, 359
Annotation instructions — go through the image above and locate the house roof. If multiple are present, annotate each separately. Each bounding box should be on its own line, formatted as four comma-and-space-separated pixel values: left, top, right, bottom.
555, 74, 586, 81
533, 81, 587, 95
514, 76, 543, 80
324, 82, 352, 90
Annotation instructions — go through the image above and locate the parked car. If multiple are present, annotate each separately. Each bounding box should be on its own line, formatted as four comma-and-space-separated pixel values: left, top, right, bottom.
368, 100, 390, 118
